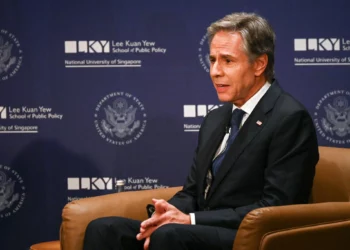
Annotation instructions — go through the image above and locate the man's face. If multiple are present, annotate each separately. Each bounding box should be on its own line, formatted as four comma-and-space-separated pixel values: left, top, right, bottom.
209, 31, 259, 106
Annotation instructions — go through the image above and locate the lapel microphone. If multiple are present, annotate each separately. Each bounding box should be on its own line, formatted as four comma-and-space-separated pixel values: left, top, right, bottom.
225, 116, 231, 134
225, 107, 233, 134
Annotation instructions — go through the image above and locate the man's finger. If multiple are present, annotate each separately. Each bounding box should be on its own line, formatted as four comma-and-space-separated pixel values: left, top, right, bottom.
143, 237, 150, 250
151, 198, 163, 204
140, 217, 155, 229
141, 213, 164, 229
137, 226, 157, 240
154, 199, 168, 213
152, 199, 168, 209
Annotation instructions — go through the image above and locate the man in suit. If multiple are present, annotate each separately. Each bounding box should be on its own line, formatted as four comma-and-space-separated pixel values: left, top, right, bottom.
83, 12, 319, 250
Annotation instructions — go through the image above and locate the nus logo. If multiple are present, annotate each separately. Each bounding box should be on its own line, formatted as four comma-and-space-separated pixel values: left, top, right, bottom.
294, 38, 340, 51
0, 107, 7, 119
67, 177, 113, 190
64, 41, 110, 53
183, 105, 221, 118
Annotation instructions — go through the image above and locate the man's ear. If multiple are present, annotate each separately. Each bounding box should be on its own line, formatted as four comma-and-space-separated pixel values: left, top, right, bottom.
254, 54, 268, 77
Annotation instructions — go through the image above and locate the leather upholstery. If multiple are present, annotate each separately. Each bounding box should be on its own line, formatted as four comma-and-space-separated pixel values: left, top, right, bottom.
30, 146, 350, 250
30, 241, 60, 250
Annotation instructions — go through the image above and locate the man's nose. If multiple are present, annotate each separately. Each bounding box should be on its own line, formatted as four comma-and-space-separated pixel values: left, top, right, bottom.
210, 60, 223, 77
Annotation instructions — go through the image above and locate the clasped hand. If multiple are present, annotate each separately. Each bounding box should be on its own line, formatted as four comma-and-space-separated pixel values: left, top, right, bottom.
136, 198, 190, 250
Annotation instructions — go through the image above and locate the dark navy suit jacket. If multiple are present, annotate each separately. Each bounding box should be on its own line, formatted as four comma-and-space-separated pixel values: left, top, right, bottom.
168, 80, 319, 229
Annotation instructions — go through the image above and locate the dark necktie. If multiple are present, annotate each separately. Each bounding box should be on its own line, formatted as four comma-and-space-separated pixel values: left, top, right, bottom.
211, 108, 245, 176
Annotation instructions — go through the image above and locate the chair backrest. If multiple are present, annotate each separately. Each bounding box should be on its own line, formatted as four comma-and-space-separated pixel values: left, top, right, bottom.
310, 146, 350, 203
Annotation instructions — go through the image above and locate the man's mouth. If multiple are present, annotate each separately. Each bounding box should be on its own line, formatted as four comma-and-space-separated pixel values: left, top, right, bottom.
216, 84, 229, 93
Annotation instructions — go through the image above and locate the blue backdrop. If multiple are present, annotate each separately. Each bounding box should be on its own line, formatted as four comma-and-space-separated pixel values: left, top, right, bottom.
1, 0, 350, 249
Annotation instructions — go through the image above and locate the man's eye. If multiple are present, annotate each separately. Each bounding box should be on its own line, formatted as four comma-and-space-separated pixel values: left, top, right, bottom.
225, 59, 232, 63
209, 58, 215, 63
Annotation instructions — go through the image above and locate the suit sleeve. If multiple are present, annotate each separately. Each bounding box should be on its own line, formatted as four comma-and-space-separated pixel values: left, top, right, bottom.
167, 147, 198, 213
194, 110, 319, 229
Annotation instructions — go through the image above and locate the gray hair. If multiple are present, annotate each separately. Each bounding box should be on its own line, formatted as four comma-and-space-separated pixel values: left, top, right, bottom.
207, 12, 275, 82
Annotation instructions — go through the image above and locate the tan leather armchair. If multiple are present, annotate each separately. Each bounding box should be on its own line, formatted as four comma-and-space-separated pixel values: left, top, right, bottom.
31, 146, 350, 250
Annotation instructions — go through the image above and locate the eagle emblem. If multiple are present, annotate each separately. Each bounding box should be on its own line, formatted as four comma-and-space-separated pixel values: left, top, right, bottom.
321, 96, 350, 137
0, 171, 19, 212
101, 98, 140, 138
0, 36, 16, 75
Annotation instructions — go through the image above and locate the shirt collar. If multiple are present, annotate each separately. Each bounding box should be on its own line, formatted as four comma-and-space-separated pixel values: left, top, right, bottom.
232, 82, 271, 115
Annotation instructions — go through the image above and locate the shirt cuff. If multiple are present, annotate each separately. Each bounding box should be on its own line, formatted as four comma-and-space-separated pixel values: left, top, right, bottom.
189, 213, 196, 225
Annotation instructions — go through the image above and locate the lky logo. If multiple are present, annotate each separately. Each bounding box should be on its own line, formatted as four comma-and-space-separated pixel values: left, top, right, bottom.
0, 107, 7, 119
183, 105, 221, 118
294, 38, 340, 51
65, 40, 110, 53
67, 177, 114, 190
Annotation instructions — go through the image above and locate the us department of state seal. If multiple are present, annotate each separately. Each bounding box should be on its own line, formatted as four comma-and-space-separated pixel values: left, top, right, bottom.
313, 90, 350, 145
0, 164, 26, 219
0, 30, 23, 81
198, 33, 210, 73
94, 92, 147, 145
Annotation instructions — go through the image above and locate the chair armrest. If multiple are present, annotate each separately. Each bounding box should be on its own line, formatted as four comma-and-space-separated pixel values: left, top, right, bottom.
233, 202, 350, 250
60, 186, 181, 250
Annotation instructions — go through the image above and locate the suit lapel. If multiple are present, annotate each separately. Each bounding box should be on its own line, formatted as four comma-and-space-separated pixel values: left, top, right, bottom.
206, 81, 283, 200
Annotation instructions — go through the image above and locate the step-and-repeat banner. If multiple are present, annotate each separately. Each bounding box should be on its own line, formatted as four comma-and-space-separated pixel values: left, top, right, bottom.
1, 0, 349, 249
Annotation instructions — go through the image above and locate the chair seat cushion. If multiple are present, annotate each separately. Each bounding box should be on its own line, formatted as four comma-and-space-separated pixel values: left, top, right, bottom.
30, 240, 60, 250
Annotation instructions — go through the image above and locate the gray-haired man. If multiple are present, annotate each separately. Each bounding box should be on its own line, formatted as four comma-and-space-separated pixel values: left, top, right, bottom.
83, 12, 319, 250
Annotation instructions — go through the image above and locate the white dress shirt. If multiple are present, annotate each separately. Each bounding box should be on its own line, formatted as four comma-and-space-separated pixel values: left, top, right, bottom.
214, 82, 271, 158
190, 82, 271, 225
